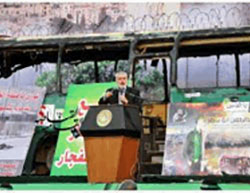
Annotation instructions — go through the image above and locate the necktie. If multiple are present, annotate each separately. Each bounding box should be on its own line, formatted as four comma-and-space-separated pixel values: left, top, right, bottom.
118, 88, 125, 104
119, 88, 125, 95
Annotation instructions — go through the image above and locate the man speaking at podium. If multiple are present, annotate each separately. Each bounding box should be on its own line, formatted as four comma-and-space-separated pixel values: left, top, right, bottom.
98, 71, 140, 106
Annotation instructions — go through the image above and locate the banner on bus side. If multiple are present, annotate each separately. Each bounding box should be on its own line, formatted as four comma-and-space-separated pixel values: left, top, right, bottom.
50, 82, 116, 176
0, 86, 46, 176
163, 101, 250, 176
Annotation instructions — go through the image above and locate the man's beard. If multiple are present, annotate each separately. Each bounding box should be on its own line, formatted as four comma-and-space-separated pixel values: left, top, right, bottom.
118, 84, 126, 89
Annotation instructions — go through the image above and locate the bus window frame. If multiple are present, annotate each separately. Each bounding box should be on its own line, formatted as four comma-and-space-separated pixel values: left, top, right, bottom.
131, 56, 171, 103
175, 52, 249, 91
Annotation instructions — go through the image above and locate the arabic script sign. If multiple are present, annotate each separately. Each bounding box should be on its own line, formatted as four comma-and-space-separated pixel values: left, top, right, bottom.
55, 148, 86, 169
0, 86, 46, 176
51, 82, 116, 176
163, 102, 250, 176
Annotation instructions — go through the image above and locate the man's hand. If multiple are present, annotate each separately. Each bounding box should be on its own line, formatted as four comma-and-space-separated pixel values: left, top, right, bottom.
105, 91, 113, 98
120, 95, 128, 105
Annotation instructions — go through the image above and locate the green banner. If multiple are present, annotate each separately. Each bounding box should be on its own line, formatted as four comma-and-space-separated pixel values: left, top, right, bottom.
50, 82, 116, 176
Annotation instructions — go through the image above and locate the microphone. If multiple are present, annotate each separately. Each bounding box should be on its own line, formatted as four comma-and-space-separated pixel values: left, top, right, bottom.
126, 90, 157, 103
125, 90, 145, 103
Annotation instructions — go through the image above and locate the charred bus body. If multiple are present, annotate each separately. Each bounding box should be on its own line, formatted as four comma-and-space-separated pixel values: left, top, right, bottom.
0, 27, 250, 187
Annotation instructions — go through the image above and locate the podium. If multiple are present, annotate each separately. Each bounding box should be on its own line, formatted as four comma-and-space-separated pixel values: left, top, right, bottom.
80, 105, 142, 183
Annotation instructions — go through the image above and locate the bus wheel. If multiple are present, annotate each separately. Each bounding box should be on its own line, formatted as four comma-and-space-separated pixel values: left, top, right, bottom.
33, 137, 57, 175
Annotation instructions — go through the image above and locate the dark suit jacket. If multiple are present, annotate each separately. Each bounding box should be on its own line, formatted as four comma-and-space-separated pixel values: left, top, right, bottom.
98, 87, 141, 106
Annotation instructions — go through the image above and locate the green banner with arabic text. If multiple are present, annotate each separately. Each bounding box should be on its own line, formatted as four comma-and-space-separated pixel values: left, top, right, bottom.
50, 82, 116, 176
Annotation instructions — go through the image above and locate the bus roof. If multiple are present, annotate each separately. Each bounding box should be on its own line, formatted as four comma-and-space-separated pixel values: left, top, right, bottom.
1, 26, 250, 78
1, 26, 250, 48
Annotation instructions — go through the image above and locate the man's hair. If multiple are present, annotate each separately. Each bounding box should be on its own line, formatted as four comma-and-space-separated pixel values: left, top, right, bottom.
118, 179, 137, 190
115, 71, 128, 80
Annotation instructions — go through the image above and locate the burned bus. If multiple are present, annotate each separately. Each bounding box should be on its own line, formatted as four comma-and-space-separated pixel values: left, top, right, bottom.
0, 26, 250, 190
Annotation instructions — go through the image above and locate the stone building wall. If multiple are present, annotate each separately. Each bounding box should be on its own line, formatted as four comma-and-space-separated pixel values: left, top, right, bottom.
0, 3, 249, 37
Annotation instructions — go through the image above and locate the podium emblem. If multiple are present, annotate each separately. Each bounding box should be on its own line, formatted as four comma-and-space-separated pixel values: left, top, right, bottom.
96, 109, 113, 127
